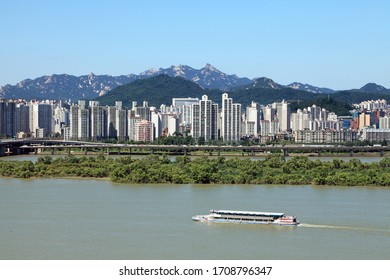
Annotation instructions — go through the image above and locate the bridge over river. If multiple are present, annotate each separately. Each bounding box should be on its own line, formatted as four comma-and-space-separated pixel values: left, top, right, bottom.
1, 139, 389, 157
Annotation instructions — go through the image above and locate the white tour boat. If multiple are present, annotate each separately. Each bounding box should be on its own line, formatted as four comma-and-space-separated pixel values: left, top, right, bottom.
192, 209, 299, 226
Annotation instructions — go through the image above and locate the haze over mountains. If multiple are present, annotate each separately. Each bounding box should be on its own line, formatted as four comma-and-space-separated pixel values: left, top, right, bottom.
0, 64, 389, 101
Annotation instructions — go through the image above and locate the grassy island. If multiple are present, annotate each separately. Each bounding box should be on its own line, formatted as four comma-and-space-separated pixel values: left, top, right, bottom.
1, 155, 390, 186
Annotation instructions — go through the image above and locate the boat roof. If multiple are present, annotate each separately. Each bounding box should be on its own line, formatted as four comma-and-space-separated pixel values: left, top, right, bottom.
214, 210, 285, 216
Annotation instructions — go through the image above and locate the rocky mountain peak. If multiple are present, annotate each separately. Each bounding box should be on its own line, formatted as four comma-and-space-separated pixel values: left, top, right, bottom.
287, 82, 335, 94
360, 83, 388, 93
172, 65, 186, 76
139, 68, 160, 76
203, 63, 218, 72
251, 77, 283, 89
45, 75, 56, 84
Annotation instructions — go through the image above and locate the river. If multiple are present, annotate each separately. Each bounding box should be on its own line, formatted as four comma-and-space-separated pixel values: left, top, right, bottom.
0, 154, 387, 163
0, 177, 389, 260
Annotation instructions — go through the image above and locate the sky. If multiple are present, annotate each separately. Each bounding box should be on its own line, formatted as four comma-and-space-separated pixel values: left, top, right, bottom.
0, 0, 389, 89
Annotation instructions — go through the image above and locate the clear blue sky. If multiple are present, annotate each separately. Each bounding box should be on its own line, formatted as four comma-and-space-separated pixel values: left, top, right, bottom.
1, 0, 389, 89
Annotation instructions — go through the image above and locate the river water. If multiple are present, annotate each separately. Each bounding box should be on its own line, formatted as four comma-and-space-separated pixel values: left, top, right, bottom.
0, 154, 387, 163
0, 177, 389, 260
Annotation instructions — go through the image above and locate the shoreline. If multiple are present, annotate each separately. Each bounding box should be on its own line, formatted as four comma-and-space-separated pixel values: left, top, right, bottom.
2, 175, 390, 189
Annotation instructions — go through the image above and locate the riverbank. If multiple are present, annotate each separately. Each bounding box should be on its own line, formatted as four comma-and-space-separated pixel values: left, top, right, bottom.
1, 154, 390, 186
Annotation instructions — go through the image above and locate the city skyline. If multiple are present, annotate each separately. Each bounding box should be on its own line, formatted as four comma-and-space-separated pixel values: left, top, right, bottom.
1, 0, 390, 89
2, 92, 389, 146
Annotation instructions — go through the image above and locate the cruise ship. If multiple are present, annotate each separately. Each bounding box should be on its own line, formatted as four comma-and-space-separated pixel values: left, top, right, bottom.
192, 209, 299, 226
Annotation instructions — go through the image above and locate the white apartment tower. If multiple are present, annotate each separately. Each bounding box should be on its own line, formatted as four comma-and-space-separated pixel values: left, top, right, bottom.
172, 97, 199, 127
221, 93, 241, 142
263, 105, 275, 122
167, 115, 178, 135
244, 101, 260, 137
191, 95, 218, 142
53, 106, 69, 135
290, 109, 310, 131
379, 116, 390, 129
272, 100, 290, 132
150, 108, 161, 139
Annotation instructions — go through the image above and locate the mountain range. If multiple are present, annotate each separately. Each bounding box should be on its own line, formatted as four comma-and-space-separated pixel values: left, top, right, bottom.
94, 74, 389, 116
0, 64, 389, 101
0, 64, 251, 100
96, 74, 322, 109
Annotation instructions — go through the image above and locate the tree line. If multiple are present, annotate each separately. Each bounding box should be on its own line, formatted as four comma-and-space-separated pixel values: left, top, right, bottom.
1, 155, 390, 186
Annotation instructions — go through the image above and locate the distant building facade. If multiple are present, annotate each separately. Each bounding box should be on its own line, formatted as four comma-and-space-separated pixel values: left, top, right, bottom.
362, 128, 390, 142
294, 130, 358, 143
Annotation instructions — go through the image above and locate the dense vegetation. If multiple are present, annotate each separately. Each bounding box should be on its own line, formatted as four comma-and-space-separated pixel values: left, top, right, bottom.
329, 90, 390, 105
97, 74, 317, 107
1, 155, 390, 186
97, 74, 208, 107
290, 96, 353, 116
227, 87, 319, 107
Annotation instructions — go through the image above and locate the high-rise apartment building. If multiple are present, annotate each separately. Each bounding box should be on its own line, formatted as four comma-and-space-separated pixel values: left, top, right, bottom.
290, 109, 310, 131
244, 101, 260, 137
77, 100, 90, 141
128, 116, 143, 141
263, 105, 275, 122
150, 108, 161, 140
191, 103, 200, 140
16, 103, 29, 134
158, 113, 175, 135
0, 100, 17, 137
308, 104, 321, 121
29, 102, 52, 137
359, 112, 371, 129
89, 101, 107, 140
69, 105, 79, 140
135, 101, 151, 121
134, 119, 154, 142
53, 106, 69, 135
260, 120, 279, 136
211, 103, 219, 141
167, 115, 178, 136
107, 105, 117, 139
221, 93, 241, 142
379, 116, 390, 129
115, 101, 127, 141
191, 95, 218, 142
272, 100, 290, 132
232, 103, 241, 141
172, 97, 199, 128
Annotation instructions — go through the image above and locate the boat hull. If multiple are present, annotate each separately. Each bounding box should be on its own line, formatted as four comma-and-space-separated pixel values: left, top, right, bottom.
192, 215, 299, 226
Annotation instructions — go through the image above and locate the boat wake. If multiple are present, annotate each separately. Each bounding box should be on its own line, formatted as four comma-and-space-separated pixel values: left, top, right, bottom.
298, 223, 390, 234
298, 223, 354, 230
